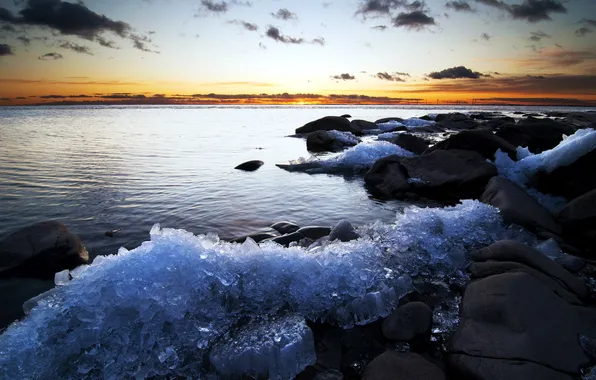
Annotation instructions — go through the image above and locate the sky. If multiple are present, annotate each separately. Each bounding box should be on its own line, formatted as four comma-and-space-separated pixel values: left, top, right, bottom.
0, 0, 595, 106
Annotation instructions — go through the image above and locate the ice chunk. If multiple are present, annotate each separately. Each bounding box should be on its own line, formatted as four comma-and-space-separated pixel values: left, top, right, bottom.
22, 288, 58, 315
327, 130, 360, 145
209, 314, 316, 380
533, 238, 564, 260
378, 120, 405, 131
54, 269, 71, 286
377, 118, 435, 132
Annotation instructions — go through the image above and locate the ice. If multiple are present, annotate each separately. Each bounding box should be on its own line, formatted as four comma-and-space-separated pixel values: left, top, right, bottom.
377, 118, 435, 132
278, 141, 414, 174
377, 132, 401, 141
327, 130, 360, 145
378, 120, 405, 132
533, 238, 564, 260
0, 200, 521, 379
54, 269, 70, 286
584, 366, 596, 380
209, 314, 316, 379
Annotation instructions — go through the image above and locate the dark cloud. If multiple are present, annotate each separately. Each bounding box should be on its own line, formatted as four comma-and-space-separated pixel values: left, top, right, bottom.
101, 93, 147, 99
355, 0, 428, 18
265, 26, 304, 44
271, 8, 297, 21
96, 36, 118, 49
375, 72, 409, 81
427, 66, 488, 79
17, 35, 30, 45
312, 37, 326, 46
475, 97, 592, 105
1, 24, 17, 33
392, 11, 435, 29
0, 98, 12, 101
445, 1, 475, 12
0, 43, 14, 56
59, 41, 92, 55
575, 27, 592, 37
198, 0, 251, 14
228, 20, 258, 31
38, 52, 63, 60
474, 0, 566, 22
16, 97, 26, 99
529, 30, 550, 42
481, 32, 491, 40
371, 25, 388, 30
331, 73, 356, 81
130, 34, 157, 53
580, 19, 596, 27
39, 94, 92, 99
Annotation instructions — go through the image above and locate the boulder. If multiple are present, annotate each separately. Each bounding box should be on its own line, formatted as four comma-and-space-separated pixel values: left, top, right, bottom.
483, 116, 515, 131
351, 119, 377, 131
296, 116, 362, 135
328, 220, 359, 242
391, 134, 428, 155
0, 221, 88, 280
425, 130, 517, 160
435, 113, 478, 130
382, 301, 432, 341
558, 189, 596, 255
480, 176, 561, 235
270, 221, 300, 235
375, 117, 404, 124
340, 114, 351, 118
531, 148, 596, 200
0, 277, 54, 330
234, 160, 264, 171
230, 232, 278, 244
450, 271, 596, 374
363, 155, 410, 197
495, 118, 575, 153
400, 150, 497, 200
564, 112, 596, 128
306, 130, 356, 153
362, 351, 446, 380
296, 226, 331, 240
449, 354, 574, 380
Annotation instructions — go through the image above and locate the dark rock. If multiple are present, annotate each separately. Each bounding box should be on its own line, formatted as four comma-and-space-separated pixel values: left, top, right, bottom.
558, 189, 596, 256
532, 149, 596, 200
450, 271, 596, 374
382, 301, 432, 341
104, 229, 120, 237
554, 255, 585, 273
270, 221, 300, 235
391, 134, 429, 155
400, 150, 497, 200
564, 112, 596, 128
495, 118, 575, 153
470, 240, 587, 298
296, 116, 362, 135
306, 130, 356, 153
480, 176, 561, 235
296, 226, 331, 240
435, 113, 478, 130
362, 351, 447, 380
328, 220, 359, 242
0, 277, 54, 330
363, 155, 410, 196
234, 160, 264, 171
340, 114, 351, 118
483, 116, 515, 130
426, 130, 517, 160
230, 232, 278, 244
0, 221, 88, 280
270, 232, 303, 247
351, 119, 377, 131
449, 354, 574, 380
419, 115, 433, 121
375, 117, 404, 124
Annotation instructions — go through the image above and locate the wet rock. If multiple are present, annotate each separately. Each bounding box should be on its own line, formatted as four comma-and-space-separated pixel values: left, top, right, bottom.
104, 229, 120, 237
375, 117, 404, 124
495, 118, 575, 153
340, 114, 351, 118
435, 113, 478, 130
450, 271, 596, 374
296, 116, 362, 135
296, 226, 332, 240
426, 129, 517, 160
0, 277, 54, 330
363, 155, 409, 197
270, 232, 304, 247
391, 134, 429, 155
306, 130, 356, 153
483, 116, 515, 130
558, 189, 596, 256
328, 220, 359, 242
564, 112, 596, 128
351, 119, 377, 131
0, 221, 88, 280
270, 221, 300, 235
449, 354, 574, 380
230, 232, 278, 244
362, 351, 447, 380
480, 176, 561, 235
234, 160, 264, 171
382, 301, 432, 341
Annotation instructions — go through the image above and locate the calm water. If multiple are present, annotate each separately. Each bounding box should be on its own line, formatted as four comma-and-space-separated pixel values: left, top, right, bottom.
1, 105, 594, 259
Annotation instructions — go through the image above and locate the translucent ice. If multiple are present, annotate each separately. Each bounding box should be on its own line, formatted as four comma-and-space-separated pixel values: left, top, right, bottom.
54, 269, 70, 286
534, 238, 564, 260
327, 130, 360, 146
0, 200, 519, 379
378, 120, 405, 132
377, 118, 435, 132
209, 314, 316, 379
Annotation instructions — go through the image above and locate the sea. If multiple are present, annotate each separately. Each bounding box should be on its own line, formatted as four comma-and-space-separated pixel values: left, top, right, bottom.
1, 104, 594, 260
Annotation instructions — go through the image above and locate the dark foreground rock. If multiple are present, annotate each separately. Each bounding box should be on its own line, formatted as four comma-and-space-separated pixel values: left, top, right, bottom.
382, 301, 432, 342
362, 351, 446, 380
495, 118, 575, 153
268, 226, 332, 247
270, 221, 300, 235
306, 130, 357, 153
391, 134, 429, 155
230, 232, 278, 244
328, 220, 359, 242
234, 160, 264, 171
558, 189, 596, 256
426, 129, 517, 160
364, 155, 409, 196
480, 176, 561, 235
435, 113, 478, 130
296, 116, 362, 135
0, 221, 88, 280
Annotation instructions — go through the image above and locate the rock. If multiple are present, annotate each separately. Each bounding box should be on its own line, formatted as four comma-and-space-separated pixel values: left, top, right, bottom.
234, 160, 264, 171
495, 118, 575, 153
230, 232, 278, 244
426, 130, 517, 160
483, 116, 515, 130
270, 232, 304, 247
306, 130, 356, 153
450, 271, 596, 374
328, 220, 359, 242
554, 255, 585, 273
470, 240, 587, 298
296, 226, 331, 240
435, 113, 478, 130
449, 354, 574, 380
363, 155, 410, 196
532, 148, 596, 200
0, 221, 88, 280
340, 114, 351, 118
564, 112, 596, 128
351, 119, 377, 131
104, 229, 120, 237
375, 117, 404, 124
382, 301, 432, 341
480, 176, 561, 235
270, 221, 300, 235
391, 134, 428, 155
558, 189, 596, 255
296, 116, 362, 135
0, 277, 54, 330
400, 150, 497, 200
362, 351, 446, 380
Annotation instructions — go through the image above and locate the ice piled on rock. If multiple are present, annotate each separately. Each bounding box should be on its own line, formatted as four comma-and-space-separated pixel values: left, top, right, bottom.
209, 314, 316, 379
327, 130, 360, 145
0, 200, 520, 379
377, 118, 435, 132
534, 238, 564, 260
378, 120, 405, 132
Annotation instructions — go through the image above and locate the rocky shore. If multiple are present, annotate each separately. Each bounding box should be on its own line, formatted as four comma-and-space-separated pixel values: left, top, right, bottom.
1, 110, 595, 379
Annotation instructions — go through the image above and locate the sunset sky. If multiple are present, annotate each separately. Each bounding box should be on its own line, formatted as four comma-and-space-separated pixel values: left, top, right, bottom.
0, 0, 595, 105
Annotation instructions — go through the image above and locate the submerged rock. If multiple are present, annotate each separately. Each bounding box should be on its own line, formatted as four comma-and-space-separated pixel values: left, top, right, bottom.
351, 119, 377, 131
0, 278, 54, 330
362, 351, 446, 380
234, 160, 264, 171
